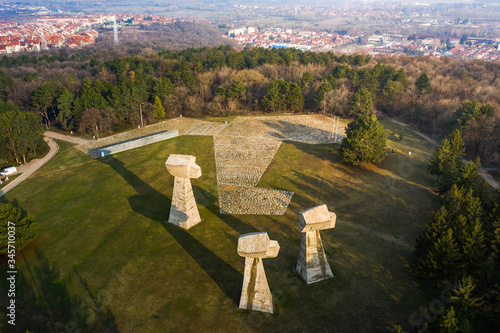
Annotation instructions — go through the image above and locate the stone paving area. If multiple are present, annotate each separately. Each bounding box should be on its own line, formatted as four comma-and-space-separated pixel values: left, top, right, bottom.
218, 184, 294, 215
214, 115, 346, 215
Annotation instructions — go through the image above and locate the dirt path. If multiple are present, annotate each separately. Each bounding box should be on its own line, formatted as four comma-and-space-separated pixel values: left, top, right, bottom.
0, 137, 59, 197
45, 131, 91, 145
391, 119, 499, 189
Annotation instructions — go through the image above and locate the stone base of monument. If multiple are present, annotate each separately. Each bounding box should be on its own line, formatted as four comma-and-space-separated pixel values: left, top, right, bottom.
295, 230, 334, 284
168, 176, 202, 229
239, 257, 276, 314
296, 204, 336, 284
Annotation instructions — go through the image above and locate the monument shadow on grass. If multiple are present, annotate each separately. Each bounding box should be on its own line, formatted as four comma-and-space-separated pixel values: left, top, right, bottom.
99, 156, 244, 305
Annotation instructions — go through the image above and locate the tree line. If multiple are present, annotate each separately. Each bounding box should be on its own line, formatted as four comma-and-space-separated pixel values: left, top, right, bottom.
397, 130, 500, 332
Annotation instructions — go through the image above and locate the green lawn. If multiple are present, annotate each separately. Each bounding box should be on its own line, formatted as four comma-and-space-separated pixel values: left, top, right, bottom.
1, 120, 440, 332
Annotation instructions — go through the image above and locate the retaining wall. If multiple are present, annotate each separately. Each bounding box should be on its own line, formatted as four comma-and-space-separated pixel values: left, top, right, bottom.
97, 130, 178, 158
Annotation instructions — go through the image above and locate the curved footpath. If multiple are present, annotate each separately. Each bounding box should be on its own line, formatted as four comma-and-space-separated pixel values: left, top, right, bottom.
391, 119, 499, 189
44, 130, 91, 145
0, 137, 59, 198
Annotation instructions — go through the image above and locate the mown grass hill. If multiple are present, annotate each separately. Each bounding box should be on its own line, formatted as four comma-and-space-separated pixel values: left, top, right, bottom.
0, 119, 440, 332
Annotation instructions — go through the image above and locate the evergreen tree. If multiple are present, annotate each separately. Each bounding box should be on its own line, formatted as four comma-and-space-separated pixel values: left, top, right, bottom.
428, 129, 465, 193
347, 86, 373, 118
339, 114, 387, 166
300, 71, 314, 87
456, 158, 481, 191
417, 228, 460, 282
428, 139, 453, 182
415, 184, 488, 284
415, 206, 450, 259
432, 276, 483, 333
455, 100, 478, 125
438, 306, 460, 332
153, 77, 175, 104
227, 80, 246, 101
56, 88, 74, 130
313, 82, 333, 112
287, 83, 305, 113
261, 79, 289, 112
153, 96, 165, 119
415, 72, 431, 93
215, 86, 226, 97
181, 70, 198, 89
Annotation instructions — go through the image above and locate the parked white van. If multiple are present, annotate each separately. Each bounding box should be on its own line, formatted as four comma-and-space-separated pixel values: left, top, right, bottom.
0, 166, 17, 176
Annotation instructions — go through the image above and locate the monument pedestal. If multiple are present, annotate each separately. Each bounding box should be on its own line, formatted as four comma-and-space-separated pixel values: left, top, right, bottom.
169, 177, 201, 229
296, 204, 336, 284
296, 229, 333, 284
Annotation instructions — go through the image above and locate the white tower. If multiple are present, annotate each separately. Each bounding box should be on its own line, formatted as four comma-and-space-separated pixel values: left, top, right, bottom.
113, 15, 119, 46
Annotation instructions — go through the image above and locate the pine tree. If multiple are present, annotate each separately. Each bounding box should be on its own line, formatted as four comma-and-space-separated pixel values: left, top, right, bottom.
454, 100, 481, 127
153, 77, 175, 104
428, 130, 465, 193
339, 114, 387, 166
448, 129, 466, 158
439, 306, 460, 332
415, 72, 431, 93
428, 138, 453, 182
287, 83, 305, 113
443, 186, 482, 221
347, 86, 373, 118
300, 71, 314, 87
456, 158, 481, 191
227, 79, 246, 101
418, 228, 460, 282
261, 79, 289, 112
313, 82, 333, 111
153, 96, 165, 119
415, 206, 450, 259
461, 219, 486, 274
56, 88, 74, 130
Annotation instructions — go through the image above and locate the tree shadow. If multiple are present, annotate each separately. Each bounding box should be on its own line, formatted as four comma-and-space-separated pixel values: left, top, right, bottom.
99, 155, 244, 305
0, 248, 117, 333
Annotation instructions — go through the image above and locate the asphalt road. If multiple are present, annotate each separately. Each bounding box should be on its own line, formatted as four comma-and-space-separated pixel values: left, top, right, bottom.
0, 137, 59, 198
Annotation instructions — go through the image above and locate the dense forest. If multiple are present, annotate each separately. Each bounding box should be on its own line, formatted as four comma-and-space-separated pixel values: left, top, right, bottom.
0, 44, 499, 165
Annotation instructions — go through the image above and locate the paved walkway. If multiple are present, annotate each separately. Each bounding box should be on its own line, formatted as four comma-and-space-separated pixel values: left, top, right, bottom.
391, 119, 499, 189
0, 137, 59, 197
45, 131, 91, 145
215, 115, 346, 215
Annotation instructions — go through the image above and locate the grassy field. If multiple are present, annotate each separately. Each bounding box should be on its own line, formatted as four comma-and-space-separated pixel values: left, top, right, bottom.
0, 119, 440, 332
